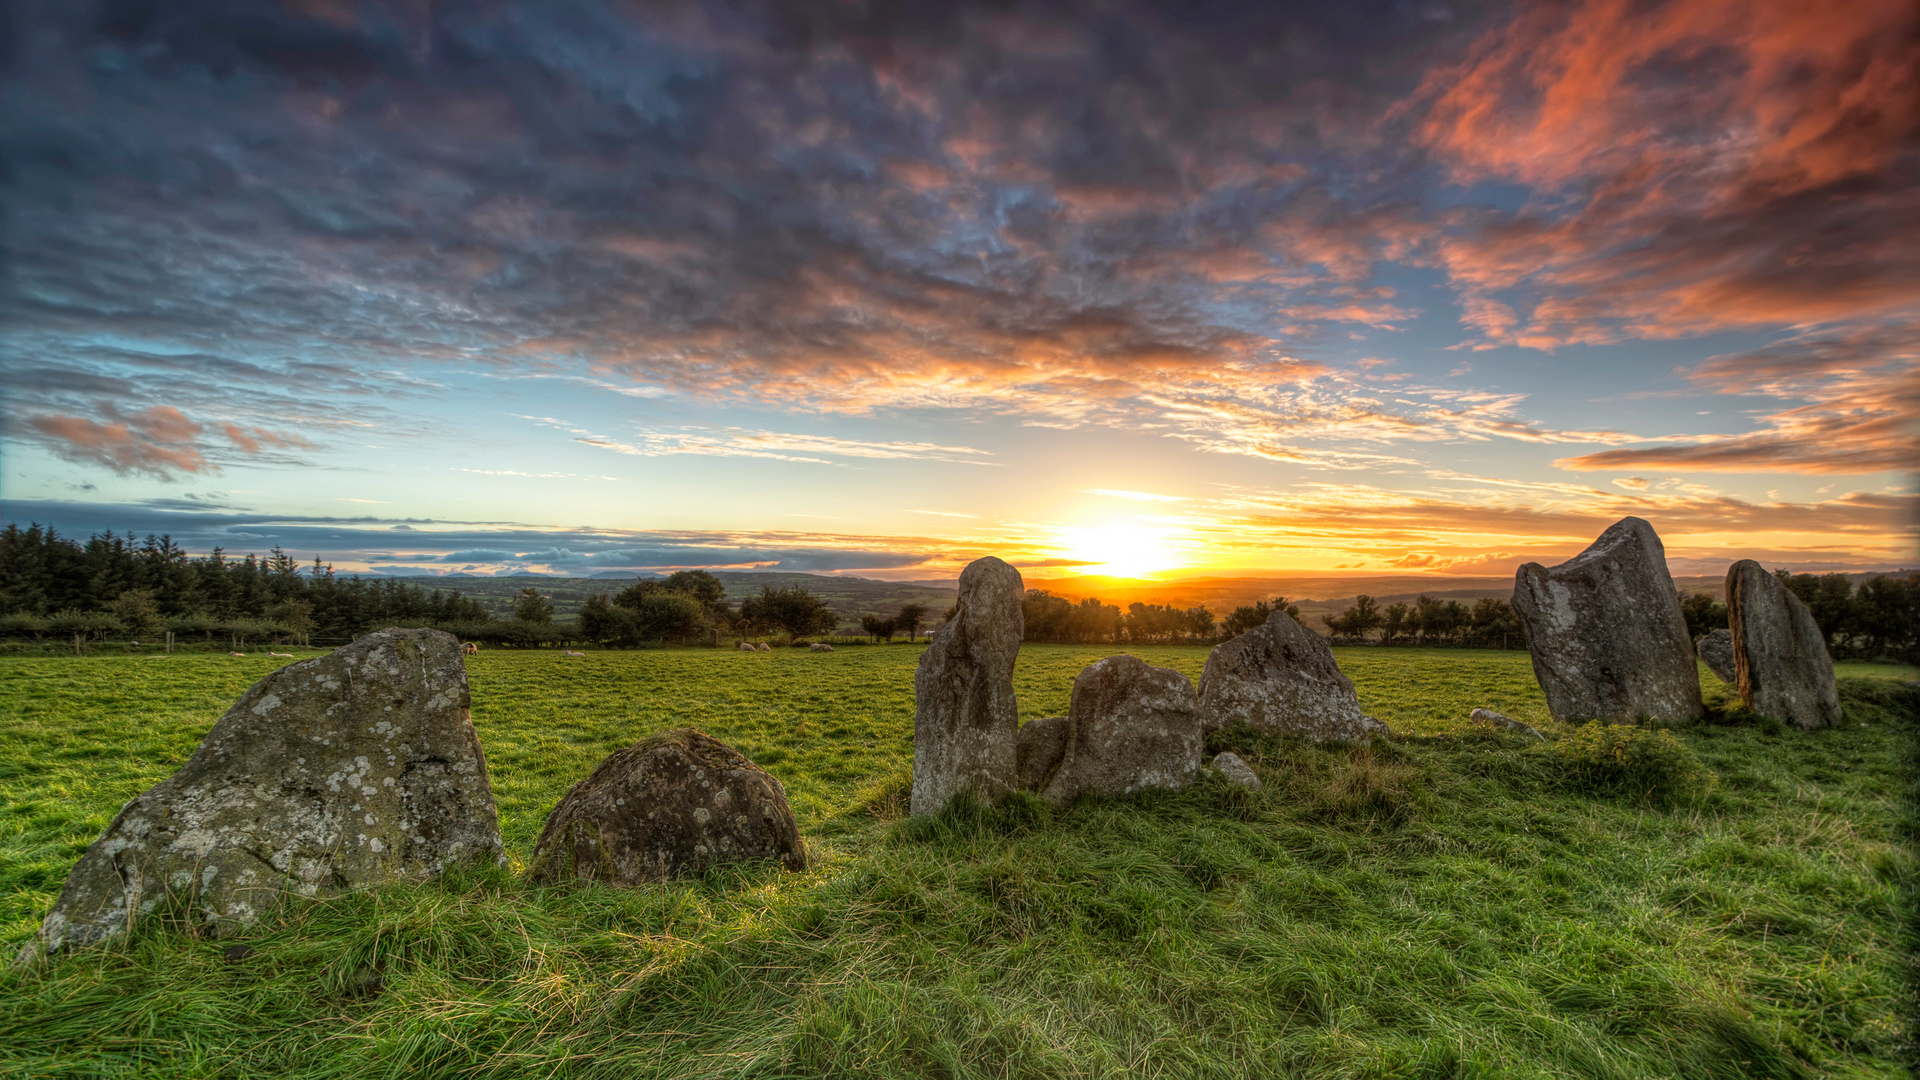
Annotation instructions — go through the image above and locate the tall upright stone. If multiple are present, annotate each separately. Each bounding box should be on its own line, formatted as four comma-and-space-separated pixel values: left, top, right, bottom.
1197, 609, 1372, 740
1727, 560, 1842, 730
1040, 655, 1202, 806
31, 628, 504, 958
1512, 517, 1705, 723
911, 556, 1024, 816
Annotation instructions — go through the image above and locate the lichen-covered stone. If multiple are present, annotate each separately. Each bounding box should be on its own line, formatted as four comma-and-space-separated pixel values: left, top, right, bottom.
1015, 716, 1068, 792
1696, 628, 1737, 685
1211, 752, 1262, 791
32, 628, 503, 958
1197, 610, 1371, 740
911, 556, 1024, 816
1727, 560, 1841, 730
528, 728, 805, 885
1041, 655, 1202, 806
1512, 517, 1705, 723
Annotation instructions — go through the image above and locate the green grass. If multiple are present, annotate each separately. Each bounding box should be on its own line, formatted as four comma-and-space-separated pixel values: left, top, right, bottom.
0, 645, 1913, 1078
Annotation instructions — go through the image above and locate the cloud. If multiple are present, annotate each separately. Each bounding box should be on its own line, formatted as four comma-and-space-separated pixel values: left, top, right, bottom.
575, 428, 997, 467
1414, 0, 1920, 351
25, 407, 209, 477
1084, 489, 1188, 503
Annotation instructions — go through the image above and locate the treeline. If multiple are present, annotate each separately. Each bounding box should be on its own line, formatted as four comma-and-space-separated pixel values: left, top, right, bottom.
1321, 594, 1525, 648
0, 526, 489, 646
1677, 571, 1918, 662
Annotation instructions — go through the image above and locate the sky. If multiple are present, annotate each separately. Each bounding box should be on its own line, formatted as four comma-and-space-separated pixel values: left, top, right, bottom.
2, 0, 1916, 580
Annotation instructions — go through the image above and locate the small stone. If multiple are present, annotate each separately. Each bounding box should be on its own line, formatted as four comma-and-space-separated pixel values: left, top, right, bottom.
911, 557, 1024, 816
222, 944, 255, 963
528, 728, 805, 885
30, 628, 505, 958
1696, 628, 1737, 685
1015, 716, 1068, 792
1470, 707, 1545, 740
1197, 610, 1372, 740
1211, 752, 1262, 791
1041, 655, 1202, 806
1727, 560, 1841, 730
1512, 517, 1705, 723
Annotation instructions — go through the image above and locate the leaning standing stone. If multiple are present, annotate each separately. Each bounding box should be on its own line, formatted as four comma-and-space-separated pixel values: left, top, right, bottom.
31, 628, 504, 958
1197, 610, 1372, 740
1512, 516, 1705, 723
1041, 655, 1202, 806
1727, 560, 1842, 730
911, 556, 1024, 816
1696, 628, 1737, 685
528, 728, 805, 885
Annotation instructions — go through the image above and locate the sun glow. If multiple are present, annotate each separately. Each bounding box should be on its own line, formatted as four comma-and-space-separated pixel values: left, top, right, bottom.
1061, 522, 1180, 579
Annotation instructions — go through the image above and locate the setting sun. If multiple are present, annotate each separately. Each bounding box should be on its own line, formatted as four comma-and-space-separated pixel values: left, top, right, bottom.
1061, 523, 1180, 579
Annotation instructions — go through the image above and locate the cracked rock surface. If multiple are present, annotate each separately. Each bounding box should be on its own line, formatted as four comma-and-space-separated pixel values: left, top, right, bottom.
1512, 516, 1705, 724
528, 728, 805, 885
32, 628, 503, 958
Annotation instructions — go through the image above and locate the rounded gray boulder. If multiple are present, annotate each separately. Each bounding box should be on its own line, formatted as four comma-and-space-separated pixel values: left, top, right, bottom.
528, 728, 806, 885
1197, 610, 1371, 741
1041, 655, 1202, 806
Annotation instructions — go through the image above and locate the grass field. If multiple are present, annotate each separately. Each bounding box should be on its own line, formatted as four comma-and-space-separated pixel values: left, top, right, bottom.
0, 645, 1914, 1078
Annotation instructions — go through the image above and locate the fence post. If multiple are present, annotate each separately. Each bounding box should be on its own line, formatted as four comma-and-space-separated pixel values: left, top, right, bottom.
73, 632, 84, 657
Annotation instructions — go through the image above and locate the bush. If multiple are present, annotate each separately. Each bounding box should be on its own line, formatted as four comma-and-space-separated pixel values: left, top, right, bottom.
1554, 723, 1715, 803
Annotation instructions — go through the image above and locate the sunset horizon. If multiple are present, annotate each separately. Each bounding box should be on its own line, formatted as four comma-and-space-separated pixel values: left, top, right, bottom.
5, 0, 1915, 580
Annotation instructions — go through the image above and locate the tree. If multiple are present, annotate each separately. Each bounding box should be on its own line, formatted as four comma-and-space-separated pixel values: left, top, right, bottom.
514, 587, 555, 625
1323, 594, 1383, 642
740, 584, 838, 639
580, 593, 640, 646
1381, 602, 1409, 644
107, 589, 164, 638
1677, 591, 1728, 641
1467, 597, 1522, 649
662, 570, 730, 618
269, 598, 316, 646
894, 602, 928, 641
1223, 597, 1299, 638
860, 613, 897, 642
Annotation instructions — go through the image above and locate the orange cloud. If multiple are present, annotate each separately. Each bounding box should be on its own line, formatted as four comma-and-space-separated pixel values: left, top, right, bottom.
27, 407, 209, 477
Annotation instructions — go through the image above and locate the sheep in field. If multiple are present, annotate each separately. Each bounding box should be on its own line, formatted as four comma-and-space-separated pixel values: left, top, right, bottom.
228, 652, 245, 658
563, 650, 587, 658
269, 651, 294, 658
462, 642, 479, 655
756, 642, 772, 653
739, 641, 756, 652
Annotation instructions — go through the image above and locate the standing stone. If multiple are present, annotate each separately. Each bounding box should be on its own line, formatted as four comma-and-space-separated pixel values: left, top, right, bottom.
1211, 752, 1263, 791
1197, 610, 1372, 740
1040, 655, 1202, 806
911, 557, 1024, 816
1727, 560, 1842, 730
1512, 517, 1705, 723
1015, 716, 1068, 792
1696, 628, 1737, 685
528, 728, 805, 885
31, 628, 503, 958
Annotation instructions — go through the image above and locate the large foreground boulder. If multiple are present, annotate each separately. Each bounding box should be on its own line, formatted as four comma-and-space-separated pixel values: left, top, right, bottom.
1512, 517, 1705, 723
1040, 655, 1202, 806
528, 728, 805, 885
911, 556, 1024, 816
1197, 610, 1371, 740
1727, 560, 1842, 730
31, 628, 503, 958
1696, 628, 1737, 685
